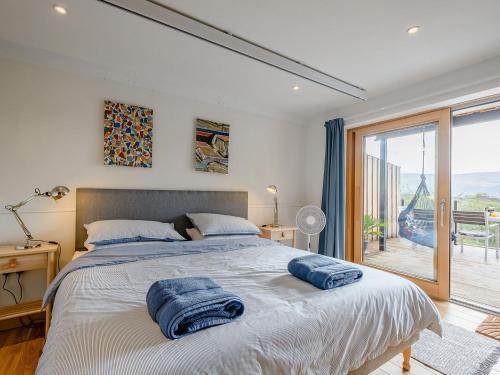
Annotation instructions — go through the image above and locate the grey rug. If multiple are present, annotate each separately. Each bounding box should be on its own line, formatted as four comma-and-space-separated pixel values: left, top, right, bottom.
413, 321, 500, 375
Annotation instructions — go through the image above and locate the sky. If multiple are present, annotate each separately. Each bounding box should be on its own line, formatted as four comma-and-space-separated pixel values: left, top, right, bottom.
365, 125, 436, 174
365, 119, 500, 175
451, 119, 500, 174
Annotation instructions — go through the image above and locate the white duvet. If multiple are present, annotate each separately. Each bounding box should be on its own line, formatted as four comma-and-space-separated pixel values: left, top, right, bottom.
37, 243, 441, 375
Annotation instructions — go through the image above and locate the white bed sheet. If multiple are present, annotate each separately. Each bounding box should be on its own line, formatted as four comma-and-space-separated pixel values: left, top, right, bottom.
38, 243, 441, 375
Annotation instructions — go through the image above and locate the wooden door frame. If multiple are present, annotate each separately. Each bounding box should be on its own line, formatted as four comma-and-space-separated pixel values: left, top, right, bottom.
346, 108, 451, 299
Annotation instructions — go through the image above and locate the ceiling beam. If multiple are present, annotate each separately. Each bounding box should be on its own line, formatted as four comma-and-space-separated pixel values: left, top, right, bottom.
99, 0, 367, 100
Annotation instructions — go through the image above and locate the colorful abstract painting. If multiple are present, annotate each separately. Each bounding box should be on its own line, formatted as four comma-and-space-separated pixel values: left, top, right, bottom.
104, 100, 153, 168
194, 118, 230, 174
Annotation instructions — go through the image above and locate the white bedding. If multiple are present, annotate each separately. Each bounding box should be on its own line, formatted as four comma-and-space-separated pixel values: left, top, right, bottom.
37, 243, 441, 375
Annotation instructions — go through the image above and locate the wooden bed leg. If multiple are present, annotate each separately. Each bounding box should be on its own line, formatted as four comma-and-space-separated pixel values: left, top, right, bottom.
402, 347, 411, 371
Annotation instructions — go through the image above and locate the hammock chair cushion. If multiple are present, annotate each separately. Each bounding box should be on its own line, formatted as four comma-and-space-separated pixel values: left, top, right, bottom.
398, 175, 435, 248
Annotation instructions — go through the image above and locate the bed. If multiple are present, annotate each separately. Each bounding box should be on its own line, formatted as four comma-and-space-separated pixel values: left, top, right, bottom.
37, 188, 441, 375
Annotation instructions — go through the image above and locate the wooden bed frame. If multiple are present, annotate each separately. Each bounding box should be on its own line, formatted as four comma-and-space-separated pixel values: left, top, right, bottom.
403, 347, 412, 371
348, 340, 415, 374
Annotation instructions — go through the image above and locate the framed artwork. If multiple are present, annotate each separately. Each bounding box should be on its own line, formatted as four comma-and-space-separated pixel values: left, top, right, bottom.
194, 118, 230, 174
103, 100, 153, 168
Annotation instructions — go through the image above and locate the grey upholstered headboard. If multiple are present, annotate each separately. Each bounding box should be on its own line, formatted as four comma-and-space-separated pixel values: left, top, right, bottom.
75, 188, 248, 250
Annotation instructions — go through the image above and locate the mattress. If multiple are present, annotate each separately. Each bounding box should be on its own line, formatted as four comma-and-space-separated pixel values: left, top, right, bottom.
37, 240, 441, 374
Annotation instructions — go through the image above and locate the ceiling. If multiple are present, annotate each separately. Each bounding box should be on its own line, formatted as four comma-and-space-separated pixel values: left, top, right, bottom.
1, 0, 500, 124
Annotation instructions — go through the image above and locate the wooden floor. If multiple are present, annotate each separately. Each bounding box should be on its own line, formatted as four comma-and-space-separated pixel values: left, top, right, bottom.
0, 322, 44, 375
0, 301, 498, 374
365, 238, 500, 310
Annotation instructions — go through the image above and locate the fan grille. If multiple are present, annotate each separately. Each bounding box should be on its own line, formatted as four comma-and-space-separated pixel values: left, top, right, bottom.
296, 205, 326, 235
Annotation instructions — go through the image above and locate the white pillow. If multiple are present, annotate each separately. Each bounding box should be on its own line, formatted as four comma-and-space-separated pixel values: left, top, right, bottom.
84, 220, 185, 248
186, 227, 257, 241
186, 213, 261, 236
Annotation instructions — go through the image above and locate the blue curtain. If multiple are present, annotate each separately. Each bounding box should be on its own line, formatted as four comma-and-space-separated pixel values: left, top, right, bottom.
318, 118, 345, 259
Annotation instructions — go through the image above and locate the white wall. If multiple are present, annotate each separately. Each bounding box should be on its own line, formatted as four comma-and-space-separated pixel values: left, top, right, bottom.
304, 119, 326, 252
0, 57, 308, 305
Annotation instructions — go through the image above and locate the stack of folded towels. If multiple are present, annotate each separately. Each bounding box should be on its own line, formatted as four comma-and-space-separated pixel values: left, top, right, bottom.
288, 254, 363, 290
147, 277, 244, 339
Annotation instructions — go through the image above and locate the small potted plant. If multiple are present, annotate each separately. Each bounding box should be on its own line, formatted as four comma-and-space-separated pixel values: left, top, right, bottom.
363, 214, 384, 255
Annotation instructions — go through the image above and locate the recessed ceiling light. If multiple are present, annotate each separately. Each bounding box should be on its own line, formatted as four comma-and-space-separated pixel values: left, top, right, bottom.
292, 85, 300, 91
407, 26, 420, 35
53, 5, 67, 15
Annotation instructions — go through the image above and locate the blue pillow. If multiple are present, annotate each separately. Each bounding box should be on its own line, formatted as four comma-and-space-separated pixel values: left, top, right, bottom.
90, 236, 177, 246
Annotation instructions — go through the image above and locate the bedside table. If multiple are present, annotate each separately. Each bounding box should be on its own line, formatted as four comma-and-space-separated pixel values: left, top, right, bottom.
0, 244, 58, 336
259, 226, 298, 247
72, 250, 87, 260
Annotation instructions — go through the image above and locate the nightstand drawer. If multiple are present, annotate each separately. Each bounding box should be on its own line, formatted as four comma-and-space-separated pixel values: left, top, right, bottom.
270, 230, 293, 241
259, 226, 297, 247
0, 253, 47, 273
0, 244, 58, 337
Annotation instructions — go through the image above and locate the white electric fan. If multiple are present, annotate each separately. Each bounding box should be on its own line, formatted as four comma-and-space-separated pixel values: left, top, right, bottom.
296, 205, 326, 251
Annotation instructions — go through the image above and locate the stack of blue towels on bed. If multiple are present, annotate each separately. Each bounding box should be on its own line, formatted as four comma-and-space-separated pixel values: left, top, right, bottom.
146, 256, 361, 339
146, 276, 244, 339
288, 254, 363, 290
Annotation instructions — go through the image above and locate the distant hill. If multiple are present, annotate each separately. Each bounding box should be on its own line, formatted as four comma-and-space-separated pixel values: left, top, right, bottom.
400, 172, 500, 198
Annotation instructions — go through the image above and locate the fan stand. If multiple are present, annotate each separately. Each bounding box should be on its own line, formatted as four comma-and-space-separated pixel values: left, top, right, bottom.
307, 234, 311, 252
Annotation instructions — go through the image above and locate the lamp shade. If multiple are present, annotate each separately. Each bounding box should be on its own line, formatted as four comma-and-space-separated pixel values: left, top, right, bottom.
49, 186, 70, 200
266, 185, 277, 194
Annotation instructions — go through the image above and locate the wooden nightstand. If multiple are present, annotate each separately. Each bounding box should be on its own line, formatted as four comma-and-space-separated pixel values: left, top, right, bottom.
72, 250, 87, 260
0, 244, 58, 336
259, 225, 298, 247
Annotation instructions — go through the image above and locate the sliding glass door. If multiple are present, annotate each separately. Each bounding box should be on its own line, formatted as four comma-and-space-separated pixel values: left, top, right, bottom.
346, 109, 451, 299
450, 101, 500, 311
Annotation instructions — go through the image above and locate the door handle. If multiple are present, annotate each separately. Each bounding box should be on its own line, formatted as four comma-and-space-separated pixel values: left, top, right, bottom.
440, 199, 446, 227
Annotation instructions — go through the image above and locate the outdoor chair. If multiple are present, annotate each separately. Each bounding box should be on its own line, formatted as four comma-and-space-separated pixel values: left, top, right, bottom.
453, 210, 499, 262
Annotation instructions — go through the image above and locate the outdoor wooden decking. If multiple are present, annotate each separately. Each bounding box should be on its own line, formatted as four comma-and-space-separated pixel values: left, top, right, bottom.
365, 238, 500, 310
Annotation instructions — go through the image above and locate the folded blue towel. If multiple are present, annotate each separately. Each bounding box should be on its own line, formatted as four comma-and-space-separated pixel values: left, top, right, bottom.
146, 277, 244, 339
288, 254, 363, 290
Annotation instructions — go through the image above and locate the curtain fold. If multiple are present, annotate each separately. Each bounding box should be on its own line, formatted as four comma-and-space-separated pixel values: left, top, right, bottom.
318, 118, 345, 259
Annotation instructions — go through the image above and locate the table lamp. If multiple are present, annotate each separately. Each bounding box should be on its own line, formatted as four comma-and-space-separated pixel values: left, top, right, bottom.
5, 186, 70, 249
266, 185, 279, 227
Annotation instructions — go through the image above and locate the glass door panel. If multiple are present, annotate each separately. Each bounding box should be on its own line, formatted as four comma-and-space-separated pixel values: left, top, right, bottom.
362, 123, 437, 281
348, 108, 451, 299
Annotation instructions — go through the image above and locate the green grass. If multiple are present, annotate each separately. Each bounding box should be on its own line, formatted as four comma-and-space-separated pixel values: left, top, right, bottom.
453, 193, 500, 211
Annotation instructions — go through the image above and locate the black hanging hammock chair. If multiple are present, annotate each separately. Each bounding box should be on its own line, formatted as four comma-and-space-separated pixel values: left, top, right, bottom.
397, 128, 435, 248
